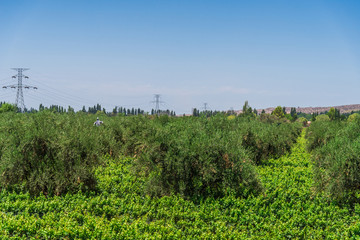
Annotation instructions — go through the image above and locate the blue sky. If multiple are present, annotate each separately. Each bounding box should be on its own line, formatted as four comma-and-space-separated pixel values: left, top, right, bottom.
0, 0, 359, 113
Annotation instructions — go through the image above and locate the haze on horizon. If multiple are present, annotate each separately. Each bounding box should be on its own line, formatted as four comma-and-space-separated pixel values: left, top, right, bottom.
0, 0, 359, 114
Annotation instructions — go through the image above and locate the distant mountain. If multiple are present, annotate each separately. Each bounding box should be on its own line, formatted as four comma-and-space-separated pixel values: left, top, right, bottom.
252, 104, 360, 114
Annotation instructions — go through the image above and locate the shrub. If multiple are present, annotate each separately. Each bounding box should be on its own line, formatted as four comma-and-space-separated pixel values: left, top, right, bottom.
133, 116, 262, 198
0, 112, 107, 195
133, 116, 301, 197
315, 114, 330, 122
239, 120, 302, 164
107, 115, 152, 156
348, 113, 360, 122
297, 117, 308, 127
0, 111, 301, 198
311, 121, 360, 201
259, 113, 279, 123
305, 121, 344, 152
0, 103, 17, 113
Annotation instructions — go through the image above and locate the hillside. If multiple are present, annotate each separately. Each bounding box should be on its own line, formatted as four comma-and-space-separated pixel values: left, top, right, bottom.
254, 104, 360, 114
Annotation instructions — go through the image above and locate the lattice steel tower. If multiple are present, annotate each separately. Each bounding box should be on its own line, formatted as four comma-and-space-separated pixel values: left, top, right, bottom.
203, 103, 208, 111
2, 68, 37, 112
151, 94, 164, 115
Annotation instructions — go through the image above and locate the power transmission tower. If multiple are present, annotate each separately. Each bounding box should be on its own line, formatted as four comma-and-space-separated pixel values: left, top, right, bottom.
2, 68, 37, 112
203, 103, 208, 111
151, 94, 164, 115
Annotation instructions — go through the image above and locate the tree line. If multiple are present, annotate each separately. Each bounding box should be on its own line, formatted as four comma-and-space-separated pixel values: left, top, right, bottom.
0, 102, 176, 116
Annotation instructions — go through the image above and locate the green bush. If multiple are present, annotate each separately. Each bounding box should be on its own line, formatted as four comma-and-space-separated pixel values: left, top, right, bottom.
0, 103, 17, 113
0, 111, 302, 198
296, 117, 308, 127
111, 115, 152, 156
315, 114, 330, 122
259, 113, 280, 123
0, 112, 109, 195
134, 116, 263, 198
313, 121, 360, 200
239, 119, 302, 164
305, 121, 344, 152
348, 113, 360, 122
311, 120, 360, 201
133, 116, 301, 197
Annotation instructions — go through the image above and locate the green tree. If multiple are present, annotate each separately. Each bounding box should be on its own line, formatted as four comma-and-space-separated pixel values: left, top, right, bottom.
316, 114, 330, 122
67, 106, 74, 113
0, 103, 16, 113
327, 107, 340, 121
290, 107, 298, 122
348, 113, 360, 122
311, 112, 319, 122
335, 108, 341, 120
271, 106, 285, 118
192, 108, 199, 117
242, 101, 253, 116
112, 106, 118, 115
39, 104, 45, 112
296, 117, 308, 127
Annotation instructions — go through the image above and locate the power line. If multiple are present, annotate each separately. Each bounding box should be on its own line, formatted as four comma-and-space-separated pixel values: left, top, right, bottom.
0, 77, 13, 83
1, 70, 174, 113
0, 92, 17, 100
30, 77, 150, 110
30, 78, 97, 105
2, 68, 37, 112
29, 72, 168, 111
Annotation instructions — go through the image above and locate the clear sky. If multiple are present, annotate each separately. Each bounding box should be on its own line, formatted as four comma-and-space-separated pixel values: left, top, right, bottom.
0, 0, 359, 114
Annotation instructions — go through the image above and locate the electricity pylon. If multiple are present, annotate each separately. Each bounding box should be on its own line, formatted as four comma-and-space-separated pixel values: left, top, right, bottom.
151, 94, 164, 115
203, 103, 208, 111
2, 68, 37, 112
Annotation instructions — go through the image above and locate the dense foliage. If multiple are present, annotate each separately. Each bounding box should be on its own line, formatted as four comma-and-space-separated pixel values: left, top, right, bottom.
2, 110, 360, 237
134, 116, 262, 198
238, 119, 301, 164
2, 133, 360, 238
305, 120, 344, 152
306, 119, 360, 201
0, 112, 105, 195
0, 112, 301, 198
